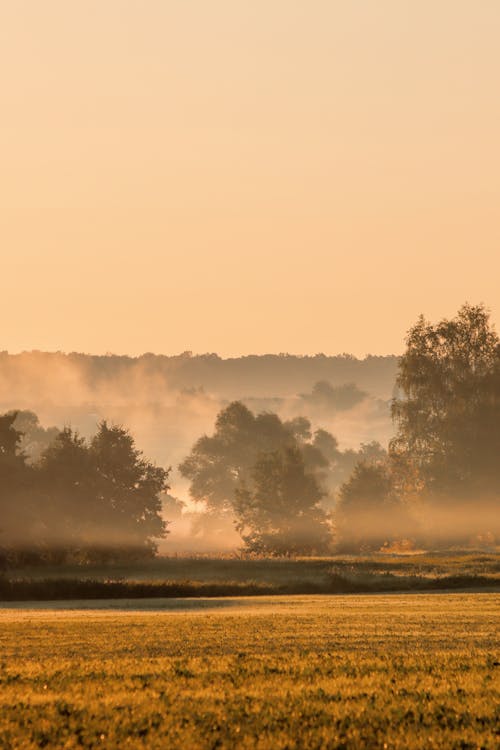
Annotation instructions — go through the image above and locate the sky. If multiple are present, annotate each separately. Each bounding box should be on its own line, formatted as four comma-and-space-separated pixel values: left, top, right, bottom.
1, 1, 499, 358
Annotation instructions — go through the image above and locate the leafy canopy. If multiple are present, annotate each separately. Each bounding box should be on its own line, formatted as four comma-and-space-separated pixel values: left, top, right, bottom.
0, 417, 170, 563
179, 402, 326, 515
391, 303, 500, 501
234, 446, 331, 555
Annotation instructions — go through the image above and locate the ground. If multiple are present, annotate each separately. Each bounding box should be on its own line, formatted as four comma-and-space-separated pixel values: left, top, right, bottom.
0, 592, 498, 749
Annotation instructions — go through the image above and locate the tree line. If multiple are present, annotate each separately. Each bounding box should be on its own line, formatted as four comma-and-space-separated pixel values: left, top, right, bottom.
180, 304, 499, 553
0, 419, 168, 564
0, 350, 397, 402
178, 401, 386, 554
1, 303, 499, 562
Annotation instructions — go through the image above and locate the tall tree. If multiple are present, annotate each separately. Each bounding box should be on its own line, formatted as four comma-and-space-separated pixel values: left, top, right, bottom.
89, 421, 169, 556
180, 401, 387, 534
391, 304, 500, 502
35, 421, 170, 561
36, 427, 93, 557
179, 402, 306, 516
234, 446, 331, 555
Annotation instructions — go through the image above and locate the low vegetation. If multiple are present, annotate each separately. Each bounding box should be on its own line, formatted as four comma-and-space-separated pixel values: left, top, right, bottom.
2, 552, 498, 601
0, 593, 497, 749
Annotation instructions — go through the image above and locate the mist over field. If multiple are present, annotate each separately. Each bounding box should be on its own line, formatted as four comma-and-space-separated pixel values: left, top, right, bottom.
2, 303, 500, 560
0, 351, 396, 553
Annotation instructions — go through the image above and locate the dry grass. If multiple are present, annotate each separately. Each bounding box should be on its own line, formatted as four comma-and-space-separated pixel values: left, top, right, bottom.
0, 593, 498, 748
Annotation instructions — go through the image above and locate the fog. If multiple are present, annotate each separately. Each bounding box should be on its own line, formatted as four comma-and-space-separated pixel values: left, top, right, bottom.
2, 350, 496, 556
335, 498, 499, 553
0, 351, 397, 553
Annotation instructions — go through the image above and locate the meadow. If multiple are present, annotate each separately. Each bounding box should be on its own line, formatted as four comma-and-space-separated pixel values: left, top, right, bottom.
0, 592, 498, 749
2, 551, 499, 600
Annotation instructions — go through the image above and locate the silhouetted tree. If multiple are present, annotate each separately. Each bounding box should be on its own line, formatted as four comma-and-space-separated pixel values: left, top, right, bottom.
180, 401, 387, 536
234, 446, 331, 555
36, 427, 94, 560
0, 412, 24, 459
0, 412, 33, 563
391, 304, 500, 530
1, 417, 170, 564
88, 421, 169, 558
335, 462, 410, 552
179, 402, 307, 516
312, 431, 387, 509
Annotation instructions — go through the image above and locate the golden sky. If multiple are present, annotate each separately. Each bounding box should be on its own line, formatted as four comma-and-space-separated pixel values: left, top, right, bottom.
1, 1, 499, 357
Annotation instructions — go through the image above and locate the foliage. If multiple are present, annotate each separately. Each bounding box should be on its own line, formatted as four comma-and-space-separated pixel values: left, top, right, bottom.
335, 463, 411, 552
89, 421, 169, 554
234, 446, 332, 555
320, 439, 388, 506
0, 349, 398, 403
0, 417, 170, 563
179, 402, 327, 516
180, 401, 387, 551
0, 411, 24, 459
0, 568, 496, 601
0, 594, 497, 749
391, 303, 500, 539
0, 413, 34, 562
300, 380, 368, 412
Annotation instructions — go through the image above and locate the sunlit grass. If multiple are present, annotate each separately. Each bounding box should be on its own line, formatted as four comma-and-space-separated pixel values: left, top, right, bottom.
0, 593, 498, 748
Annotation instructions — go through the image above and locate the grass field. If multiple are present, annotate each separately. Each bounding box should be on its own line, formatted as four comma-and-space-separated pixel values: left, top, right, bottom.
3, 551, 499, 600
0, 593, 498, 749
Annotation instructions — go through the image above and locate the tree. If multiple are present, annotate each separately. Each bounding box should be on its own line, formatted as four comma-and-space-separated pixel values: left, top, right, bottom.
234, 446, 332, 555
301, 381, 367, 413
179, 402, 311, 516
30, 420, 170, 562
0, 412, 34, 561
0, 412, 24, 459
89, 421, 169, 557
180, 401, 388, 541
391, 304, 500, 506
36, 427, 94, 559
335, 462, 410, 552
310, 429, 387, 508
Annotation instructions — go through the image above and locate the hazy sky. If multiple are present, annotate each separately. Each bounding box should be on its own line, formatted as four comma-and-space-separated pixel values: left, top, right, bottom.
1, 1, 499, 357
